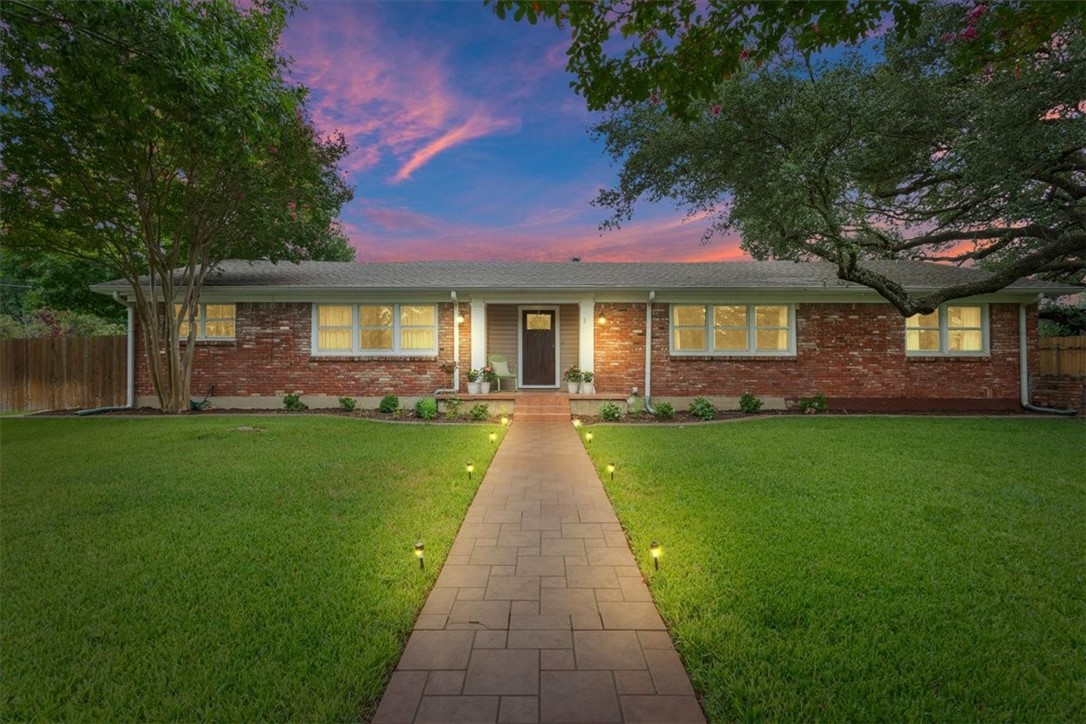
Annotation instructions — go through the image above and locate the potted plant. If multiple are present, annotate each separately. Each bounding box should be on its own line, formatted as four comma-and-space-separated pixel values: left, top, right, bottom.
563, 365, 582, 394
580, 370, 595, 394
466, 368, 481, 395
481, 365, 498, 394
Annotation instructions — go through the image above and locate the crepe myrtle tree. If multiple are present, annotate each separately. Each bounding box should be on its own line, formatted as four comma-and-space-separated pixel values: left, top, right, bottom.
1, 0, 354, 412
588, 5, 1085, 316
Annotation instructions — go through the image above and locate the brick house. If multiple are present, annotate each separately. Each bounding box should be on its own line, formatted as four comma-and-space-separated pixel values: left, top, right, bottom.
93, 259, 1074, 412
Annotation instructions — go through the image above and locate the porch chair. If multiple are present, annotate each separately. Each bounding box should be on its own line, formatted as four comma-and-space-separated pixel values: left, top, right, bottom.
487, 354, 517, 392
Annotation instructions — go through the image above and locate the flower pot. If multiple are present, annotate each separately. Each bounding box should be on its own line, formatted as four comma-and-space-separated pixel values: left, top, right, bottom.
580, 382, 595, 394
480, 381, 492, 394
567, 381, 579, 394
467, 382, 481, 395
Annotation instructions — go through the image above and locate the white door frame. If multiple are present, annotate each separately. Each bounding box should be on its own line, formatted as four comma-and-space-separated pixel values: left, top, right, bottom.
517, 305, 560, 388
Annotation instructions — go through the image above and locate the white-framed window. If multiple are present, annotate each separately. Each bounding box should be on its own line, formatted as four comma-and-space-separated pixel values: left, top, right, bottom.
670, 304, 794, 355
905, 304, 987, 355
313, 303, 437, 355
175, 303, 236, 340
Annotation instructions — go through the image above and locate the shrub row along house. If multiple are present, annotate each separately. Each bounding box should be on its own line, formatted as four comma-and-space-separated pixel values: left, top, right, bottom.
92, 260, 1074, 412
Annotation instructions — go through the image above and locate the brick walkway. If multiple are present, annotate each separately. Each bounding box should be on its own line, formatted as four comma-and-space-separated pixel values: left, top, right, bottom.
373, 421, 705, 724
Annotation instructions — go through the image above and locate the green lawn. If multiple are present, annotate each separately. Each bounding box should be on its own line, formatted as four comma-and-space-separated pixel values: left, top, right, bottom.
0, 417, 502, 722
585, 417, 1085, 723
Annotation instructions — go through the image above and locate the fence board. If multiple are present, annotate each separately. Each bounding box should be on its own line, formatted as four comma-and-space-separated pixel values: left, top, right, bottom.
1039, 336, 1086, 376
0, 336, 126, 412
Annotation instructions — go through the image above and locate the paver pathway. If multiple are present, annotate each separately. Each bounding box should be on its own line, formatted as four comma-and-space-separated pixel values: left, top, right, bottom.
373, 421, 705, 724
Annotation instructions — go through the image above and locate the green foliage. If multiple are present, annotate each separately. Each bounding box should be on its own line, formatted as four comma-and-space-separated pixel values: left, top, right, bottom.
689, 396, 717, 421
586, 418, 1086, 722
414, 398, 438, 421
378, 395, 399, 414
338, 397, 357, 412
795, 393, 828, 414
653, 401, 675, 420
0, 309, 125, 338
0, 0, 354, 411
599, 402, 623, 421
739, 392, 763, 414
444, 397, 463, 419
592, 5, 1085, 310
466, 369, 481, 383
563, 365, 582, 383
581, 370, 594, 383
0, 248, 124, 322
0, 417, 498, 721
282, 393, 307, 412
469, 403, 490, 421
1039, 300, 1086, 337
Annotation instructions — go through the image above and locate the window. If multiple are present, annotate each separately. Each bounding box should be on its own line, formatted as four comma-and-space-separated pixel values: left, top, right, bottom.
906, 304, 986, 355
314, 303, 437, 355
175, 303, 235, 340
671, 304, 793, 355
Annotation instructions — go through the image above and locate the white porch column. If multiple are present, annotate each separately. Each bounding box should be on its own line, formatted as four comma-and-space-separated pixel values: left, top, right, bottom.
470, 300, 487, 371
578, 297, 595, 374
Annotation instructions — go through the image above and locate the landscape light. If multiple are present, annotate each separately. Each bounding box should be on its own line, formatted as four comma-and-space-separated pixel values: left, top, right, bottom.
489, 432, 497, 444
584, 432, 593, 444
414, 541, 425, 570
606, 462, 616, 481
500, 416, 509, 426
466, 461, 475, 480
650, 540, 661, 570
572, 419, 582, 428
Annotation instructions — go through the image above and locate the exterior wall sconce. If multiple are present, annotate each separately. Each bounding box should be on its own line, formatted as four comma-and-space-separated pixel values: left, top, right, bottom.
414, 541, 425, 570
597, 314, 607, 325
456, 314, 465, 324
466, 461, 475, 480
606, 462, 616, 481
584, 432, 593, 444
650, 540, 661, 570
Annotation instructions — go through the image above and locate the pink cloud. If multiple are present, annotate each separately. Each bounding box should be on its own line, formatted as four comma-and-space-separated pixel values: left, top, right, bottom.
393, 113, 519, 183
360, 203, 445, 233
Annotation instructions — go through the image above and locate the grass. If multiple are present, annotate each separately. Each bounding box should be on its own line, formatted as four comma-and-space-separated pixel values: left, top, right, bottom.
585, 417, 1085, 722
0, 416, 504, 722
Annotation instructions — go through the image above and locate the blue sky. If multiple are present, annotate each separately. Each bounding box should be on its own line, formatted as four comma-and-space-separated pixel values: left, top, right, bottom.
280, 1, 743, 262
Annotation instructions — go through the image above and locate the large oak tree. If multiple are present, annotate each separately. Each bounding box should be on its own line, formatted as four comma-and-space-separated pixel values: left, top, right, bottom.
2, 0, 354, 411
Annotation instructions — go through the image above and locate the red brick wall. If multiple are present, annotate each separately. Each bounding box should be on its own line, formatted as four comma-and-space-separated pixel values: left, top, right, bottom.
136, 302, 458, 400
598, 302, 1034, 409
1030, 375, 1085, 412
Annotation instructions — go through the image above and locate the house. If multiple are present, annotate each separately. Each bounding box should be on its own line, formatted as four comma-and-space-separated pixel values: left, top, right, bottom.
92, 260, 1075, 412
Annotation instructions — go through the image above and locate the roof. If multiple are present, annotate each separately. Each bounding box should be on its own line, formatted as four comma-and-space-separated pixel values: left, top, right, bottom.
91, 259, 1077, 297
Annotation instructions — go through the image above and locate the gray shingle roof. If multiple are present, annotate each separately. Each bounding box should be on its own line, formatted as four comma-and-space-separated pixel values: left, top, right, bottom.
91, 259, 1075, 295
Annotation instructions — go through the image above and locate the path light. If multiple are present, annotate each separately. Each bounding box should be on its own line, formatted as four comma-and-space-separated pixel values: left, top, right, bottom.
489, 432, 497, 444
572, 418, 582, 428
584, 431, 593, 444
650, 540, 661, 570
606, 462, 616, 481
466, 461, 475, 480
500, 416, 509, 426
414, 541, 425, 570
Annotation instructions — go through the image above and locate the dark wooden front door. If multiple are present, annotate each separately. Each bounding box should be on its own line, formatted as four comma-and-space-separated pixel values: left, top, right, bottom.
522, 310, 556, 386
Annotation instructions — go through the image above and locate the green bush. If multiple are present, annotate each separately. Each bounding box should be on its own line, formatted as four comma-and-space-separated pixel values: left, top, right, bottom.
338, 397, 357, 412
739, 392, 763, 414
469, 403, 489, 421
414, 397, 438, 420
283, 393, 307, 412
796, 393, 828, 414
378, 395, 399, 413
689, 396, 717, 421
444, 396, 463, 419
653, 401, 675, 420
599, 402, 623, 421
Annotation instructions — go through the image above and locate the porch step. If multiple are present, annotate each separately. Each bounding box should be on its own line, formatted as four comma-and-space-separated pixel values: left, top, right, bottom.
514, 393, 571, 423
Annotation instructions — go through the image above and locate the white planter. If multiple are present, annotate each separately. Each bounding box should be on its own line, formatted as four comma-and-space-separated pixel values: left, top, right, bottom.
581, 382, 595, 394
467, 382, 481, 395
480, 381, 492, 394
567, 381, 579, 394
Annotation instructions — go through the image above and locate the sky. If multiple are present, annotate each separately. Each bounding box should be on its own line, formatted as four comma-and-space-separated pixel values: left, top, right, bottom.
279, 1, 747, 263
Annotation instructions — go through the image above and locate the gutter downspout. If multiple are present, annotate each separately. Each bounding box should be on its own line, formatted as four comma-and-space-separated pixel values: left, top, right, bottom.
111, 291, 135, 409
1019, 299, 1075, 415
643, 291, 655, 414
434, 291, 461, 396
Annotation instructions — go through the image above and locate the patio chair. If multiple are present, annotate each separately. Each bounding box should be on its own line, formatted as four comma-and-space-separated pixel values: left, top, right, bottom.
487, 354, 517, 392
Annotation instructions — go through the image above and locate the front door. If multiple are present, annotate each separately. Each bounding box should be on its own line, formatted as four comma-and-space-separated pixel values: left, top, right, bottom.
522, 309, 556, 386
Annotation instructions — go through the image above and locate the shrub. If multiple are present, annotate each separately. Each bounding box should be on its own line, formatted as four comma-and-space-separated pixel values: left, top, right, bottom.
581, 371, 594, 383
414, 397, 438, 420
653, 402, 675, 420
739, 392, 763, 414
796, 393, 828, 414
689, 396, 717, 421
563, 365, 582, 383
378, 395, 399, 413
599, 401, 623, 421
283, 392, 307, 412
444, 396, 463, 419
469, 403, 489, 421
338, 397, 357, 412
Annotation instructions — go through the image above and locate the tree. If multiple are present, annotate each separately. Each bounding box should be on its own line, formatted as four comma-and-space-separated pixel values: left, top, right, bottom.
489, 0, 1086, 118
0, 247, 126, 323
2, 0, 354, 412
588, 6, 1084, 315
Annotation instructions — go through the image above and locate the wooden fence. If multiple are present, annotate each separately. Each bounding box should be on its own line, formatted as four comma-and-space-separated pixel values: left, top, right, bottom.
0, 335, 126, 412
1039, 336, 1086, 376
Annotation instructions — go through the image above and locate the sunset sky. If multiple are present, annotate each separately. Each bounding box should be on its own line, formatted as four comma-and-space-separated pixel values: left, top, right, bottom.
279, 1, 745, 263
